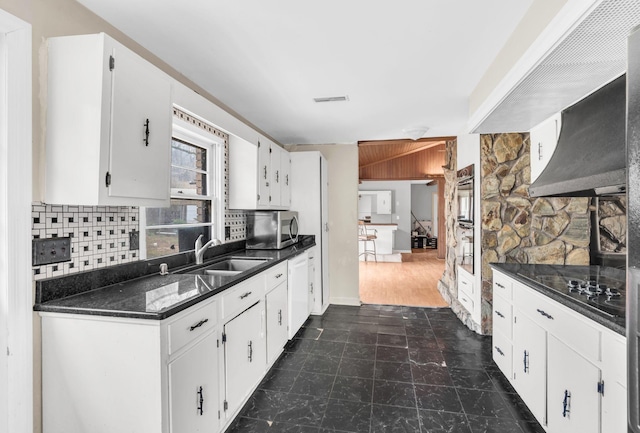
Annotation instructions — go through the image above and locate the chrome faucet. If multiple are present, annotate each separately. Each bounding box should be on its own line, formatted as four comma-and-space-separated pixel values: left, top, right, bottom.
195, 234, 222, 264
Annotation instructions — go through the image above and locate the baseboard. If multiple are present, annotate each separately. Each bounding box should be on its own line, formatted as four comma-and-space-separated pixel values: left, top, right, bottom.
328, 297, 361, 306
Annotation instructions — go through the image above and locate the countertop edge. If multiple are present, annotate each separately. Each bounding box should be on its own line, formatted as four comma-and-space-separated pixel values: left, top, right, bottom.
34, 241, 316, 321
490, 263, 625, 336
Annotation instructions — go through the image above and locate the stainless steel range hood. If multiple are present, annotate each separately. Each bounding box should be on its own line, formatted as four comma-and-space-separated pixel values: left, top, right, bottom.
529, 75, 627, 197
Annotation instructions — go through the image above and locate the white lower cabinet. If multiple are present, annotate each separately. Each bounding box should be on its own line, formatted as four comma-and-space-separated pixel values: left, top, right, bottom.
40, 255, 308, 433
512, 311, 547, 425
491, 269, 627, 433
266, 282, 289, 365
168, 332, 219, 433
547, 335, 600, 433
223, 300, 266, 418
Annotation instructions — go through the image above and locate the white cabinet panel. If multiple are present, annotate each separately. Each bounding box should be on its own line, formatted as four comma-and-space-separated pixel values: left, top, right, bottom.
266, 282, 288, 365
224, 301, 266, 417
168, 332, 218, 433
45, 33, 171, 206
602, 331, 627, 433
288, 252, 309, 339
376, 191, 392, 214
530, 113, 561, 183
512, 311, 547, 426
280, 148, 291, 207
492, 330, 513, 380
547, 335, 600, 433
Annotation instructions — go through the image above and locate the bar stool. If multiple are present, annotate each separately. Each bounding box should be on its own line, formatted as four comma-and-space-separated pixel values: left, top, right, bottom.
358, 221, 377, 262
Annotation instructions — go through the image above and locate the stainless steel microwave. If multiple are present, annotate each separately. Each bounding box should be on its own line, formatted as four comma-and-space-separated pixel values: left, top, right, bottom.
246, 211, 299, 250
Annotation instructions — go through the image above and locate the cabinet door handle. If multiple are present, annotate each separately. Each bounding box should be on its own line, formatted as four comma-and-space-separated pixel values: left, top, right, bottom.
197, 386, 204, 415
536, 309, 554, 320
189, 318, 209, 331
240, 291, 252, 299
496, 283, 505, 289
538, 142, 542, 161
523, 350, 529, 373
310, 282, 314, 294
143, 119, 150, 146
562, 390, 571, 417
276, 170, 279, 183
275, 273, 283, 279
263, 166, 267, 180
248, 341, 253, 362
496, 310, 505, 319
495, 346, 504, 356
286, 174, 289, 186
278, 309, 282, 326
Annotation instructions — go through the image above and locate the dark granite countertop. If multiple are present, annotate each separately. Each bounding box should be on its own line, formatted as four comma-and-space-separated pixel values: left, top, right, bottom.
34, 237, 316, 320
490, 263, 625, 335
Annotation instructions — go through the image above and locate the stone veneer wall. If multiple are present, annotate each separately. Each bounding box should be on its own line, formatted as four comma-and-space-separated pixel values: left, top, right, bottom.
479, 133, 590, 333
598, 196, 627, 253
437, 139, 481, 331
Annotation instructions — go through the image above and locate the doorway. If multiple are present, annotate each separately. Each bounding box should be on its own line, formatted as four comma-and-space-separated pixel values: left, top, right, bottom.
0, 9, 33, 433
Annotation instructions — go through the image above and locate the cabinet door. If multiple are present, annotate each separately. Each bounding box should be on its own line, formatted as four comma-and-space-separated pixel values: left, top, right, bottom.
601, 332, 627, 433
266, 282, 289, 365
512, 311, 547, 426
288, 253, 309, 339
108, 42, 171, 201
308, 248, 317, 314
530, 113, 561, 183
168, 332, 219, 433
547, 335, 600, 433
280, 149, 291, 208
257, 139, 271, 206
224, 301, 266, 416
270, 145, 282, 206
376, 191, 392, 214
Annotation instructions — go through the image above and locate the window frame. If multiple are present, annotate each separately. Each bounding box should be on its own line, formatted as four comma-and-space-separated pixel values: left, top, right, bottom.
139, 117, 224, 259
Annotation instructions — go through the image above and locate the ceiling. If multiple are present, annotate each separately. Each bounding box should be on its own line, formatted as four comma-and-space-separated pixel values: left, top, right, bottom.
75, 0, 533, 144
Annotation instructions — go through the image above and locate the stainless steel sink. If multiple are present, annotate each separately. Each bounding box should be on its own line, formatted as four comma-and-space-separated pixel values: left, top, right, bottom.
178, 257, 270, 276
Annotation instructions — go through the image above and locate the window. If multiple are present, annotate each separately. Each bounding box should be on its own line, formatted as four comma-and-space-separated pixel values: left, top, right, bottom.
141, 118, 223, 259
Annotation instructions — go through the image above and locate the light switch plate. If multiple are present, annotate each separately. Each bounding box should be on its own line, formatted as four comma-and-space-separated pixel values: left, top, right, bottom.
32, 237, 71, 266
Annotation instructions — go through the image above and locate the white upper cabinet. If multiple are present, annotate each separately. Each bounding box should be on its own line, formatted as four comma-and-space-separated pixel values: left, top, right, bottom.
529, 113, 561, 183
45, 33, 172, 206
229, 134, 290, 210
376, 190, 392, 214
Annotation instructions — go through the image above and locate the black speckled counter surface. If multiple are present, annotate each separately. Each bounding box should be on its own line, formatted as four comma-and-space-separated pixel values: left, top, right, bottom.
490, 263, 625, 335
34, 236, 315, 320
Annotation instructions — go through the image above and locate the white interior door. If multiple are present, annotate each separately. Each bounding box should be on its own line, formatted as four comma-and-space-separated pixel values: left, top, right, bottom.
0, 9, 32, 433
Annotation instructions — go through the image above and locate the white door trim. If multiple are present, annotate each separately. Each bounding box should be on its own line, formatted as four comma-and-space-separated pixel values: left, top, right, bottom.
0, 9, 32, 433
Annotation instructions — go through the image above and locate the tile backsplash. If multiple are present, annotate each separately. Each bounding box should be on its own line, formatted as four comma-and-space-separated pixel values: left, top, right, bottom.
32, 204, 140, 280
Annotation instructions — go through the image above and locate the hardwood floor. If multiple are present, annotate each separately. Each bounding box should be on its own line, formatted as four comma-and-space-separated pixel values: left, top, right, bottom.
359, 249, 448, 307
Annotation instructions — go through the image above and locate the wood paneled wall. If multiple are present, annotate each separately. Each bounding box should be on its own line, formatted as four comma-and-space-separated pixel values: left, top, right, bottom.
359, 141, 448, 180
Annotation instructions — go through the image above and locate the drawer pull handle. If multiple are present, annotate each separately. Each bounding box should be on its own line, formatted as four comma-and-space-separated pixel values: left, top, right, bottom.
562, 390, 571, 417
189, 318, 209, 331
495, 346, 504, 356
496, 310, 505, 319
197, 386, 204, 415
275, 273, 283, 279
536, 309, 554, 320
523, 350, 529, 373
248, 341, 253, 362
240, 291, 252, 299
278, 309, 282, 326
496, 283, 505, 289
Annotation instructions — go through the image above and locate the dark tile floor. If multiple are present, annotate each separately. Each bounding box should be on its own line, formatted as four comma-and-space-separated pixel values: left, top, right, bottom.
227, 304, 545, 433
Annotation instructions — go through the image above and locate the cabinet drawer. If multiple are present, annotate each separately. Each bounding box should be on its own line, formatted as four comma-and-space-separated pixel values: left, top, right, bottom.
493, 271, 513, 300
168, 300, 217, 354
459, 290, 474, 313
515, 285, 600, 362
458, 272, 474, 298
493, 295, 513, 340
222, 276, 264, 321
492, 331, 512, 380
265, 262, 287, 291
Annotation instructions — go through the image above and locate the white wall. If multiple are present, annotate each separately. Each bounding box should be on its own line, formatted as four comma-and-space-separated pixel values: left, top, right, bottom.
359, 181, 412, 251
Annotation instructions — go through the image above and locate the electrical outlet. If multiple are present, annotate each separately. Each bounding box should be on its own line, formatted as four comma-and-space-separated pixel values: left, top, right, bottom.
32, 237, 71, 266
225, 226, 231, 240
129, 230, 139, 250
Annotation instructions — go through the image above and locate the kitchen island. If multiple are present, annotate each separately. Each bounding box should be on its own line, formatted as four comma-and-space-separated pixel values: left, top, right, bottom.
358, 222, 398, 262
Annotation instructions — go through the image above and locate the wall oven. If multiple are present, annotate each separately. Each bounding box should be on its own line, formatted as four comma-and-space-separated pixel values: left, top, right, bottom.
457, 164, 474, 228
246, 211, 299, 250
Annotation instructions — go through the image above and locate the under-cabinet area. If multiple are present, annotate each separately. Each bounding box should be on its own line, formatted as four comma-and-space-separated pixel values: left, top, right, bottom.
491, 267, 627, 433
37, 244, 312, 433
